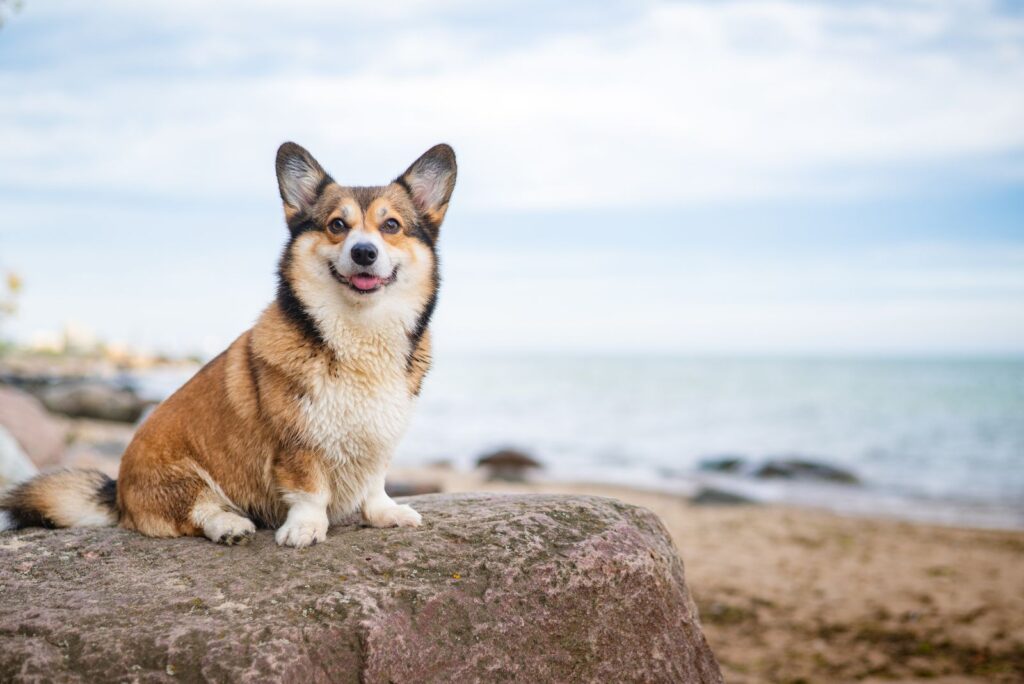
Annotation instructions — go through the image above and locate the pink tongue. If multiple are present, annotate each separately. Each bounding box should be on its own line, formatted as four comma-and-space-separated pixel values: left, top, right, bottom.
350, 274, 382, 291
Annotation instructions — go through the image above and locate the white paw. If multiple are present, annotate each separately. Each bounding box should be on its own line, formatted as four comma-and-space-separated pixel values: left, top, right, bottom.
275, 515, 328, 548
365, 503, 422, 528
205, 513, 256, 546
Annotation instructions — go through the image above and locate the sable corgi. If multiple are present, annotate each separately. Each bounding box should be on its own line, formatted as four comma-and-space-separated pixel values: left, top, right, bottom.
0, 142, 456, 547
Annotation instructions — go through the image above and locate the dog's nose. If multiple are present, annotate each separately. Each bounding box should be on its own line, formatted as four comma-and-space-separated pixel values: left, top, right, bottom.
351, 242, 378, 267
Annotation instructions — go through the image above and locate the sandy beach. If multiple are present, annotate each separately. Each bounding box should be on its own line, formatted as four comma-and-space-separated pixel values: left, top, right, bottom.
392, 465, 1024, 683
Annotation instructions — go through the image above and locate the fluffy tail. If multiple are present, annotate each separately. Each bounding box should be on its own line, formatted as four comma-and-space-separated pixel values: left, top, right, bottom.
0, 468, 117, 531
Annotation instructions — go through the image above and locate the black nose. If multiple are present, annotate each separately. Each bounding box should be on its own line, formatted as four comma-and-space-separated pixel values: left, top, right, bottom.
351, 242, 378, 267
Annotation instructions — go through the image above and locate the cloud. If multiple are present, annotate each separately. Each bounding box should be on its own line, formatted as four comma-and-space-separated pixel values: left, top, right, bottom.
1, 0, 1022, 210
1, 1, 1022, 355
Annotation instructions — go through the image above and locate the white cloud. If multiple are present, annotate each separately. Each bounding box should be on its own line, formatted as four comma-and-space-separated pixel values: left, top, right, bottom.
1, 0, 1022, 209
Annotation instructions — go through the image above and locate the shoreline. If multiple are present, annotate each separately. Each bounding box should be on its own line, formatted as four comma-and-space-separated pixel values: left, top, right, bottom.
7, 357, 1019, 533
572, 472, 1024, 532
391, 462, 1024, 534
392, 465, 1024, 683
396, 462, 1024, 533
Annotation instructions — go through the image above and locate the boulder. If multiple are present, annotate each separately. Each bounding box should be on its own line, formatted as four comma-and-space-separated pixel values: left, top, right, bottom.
38, 382, 150, 423
58, 445, 120, 479
0, 386, 67, 468
697, 455, 746, 473
0, 493, 722, 683
753, 457, 860, 485
383, 480, 442, 497
476, 448, 542, 482
698, 454, 860, 485
690, 486, 757, 506
0, 425, 38, 490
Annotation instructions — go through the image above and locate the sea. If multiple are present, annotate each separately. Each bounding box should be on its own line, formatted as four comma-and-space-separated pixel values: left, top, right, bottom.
135, 355, 1024, 530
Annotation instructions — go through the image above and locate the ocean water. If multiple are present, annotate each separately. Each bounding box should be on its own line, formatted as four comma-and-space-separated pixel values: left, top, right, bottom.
137, 356, 1024, 529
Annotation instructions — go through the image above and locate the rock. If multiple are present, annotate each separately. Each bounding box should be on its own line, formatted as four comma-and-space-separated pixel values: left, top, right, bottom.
697, 455, 747, 473
59, 445, 120, 479
0, 386, 67, 469
383, 480, 442, 497
753, 457, 860, 485
690, 487, 757, 506
0, 494, 722, 683
698, 454, 860, 485
57, 420, 133, 478
38, 382, 150, 423
476, 448, 542, 482
0, 425, 38, 490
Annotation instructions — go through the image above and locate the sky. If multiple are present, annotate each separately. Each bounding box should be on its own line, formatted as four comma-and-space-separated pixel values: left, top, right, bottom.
0, 0, 1022, 356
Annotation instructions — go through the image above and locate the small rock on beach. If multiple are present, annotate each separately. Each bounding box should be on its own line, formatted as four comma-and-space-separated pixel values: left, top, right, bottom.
476, 448, 543, 482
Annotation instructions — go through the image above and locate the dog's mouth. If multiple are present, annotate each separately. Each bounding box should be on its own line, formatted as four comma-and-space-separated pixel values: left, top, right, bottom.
329, 262, 398, 294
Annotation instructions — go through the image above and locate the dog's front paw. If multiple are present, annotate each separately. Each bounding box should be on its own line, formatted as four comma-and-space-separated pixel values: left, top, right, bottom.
365, 503, 422, 528
275, 516, 328, 548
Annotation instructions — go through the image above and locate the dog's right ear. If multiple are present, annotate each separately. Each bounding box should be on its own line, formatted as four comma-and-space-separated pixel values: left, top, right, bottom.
276, 142, 331, 212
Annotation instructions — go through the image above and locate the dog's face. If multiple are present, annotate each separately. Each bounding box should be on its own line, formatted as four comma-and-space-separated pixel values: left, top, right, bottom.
275, 142, 455, 323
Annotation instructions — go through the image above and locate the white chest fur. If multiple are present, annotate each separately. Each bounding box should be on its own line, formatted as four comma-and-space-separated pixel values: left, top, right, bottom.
300, 370, 413, 466
299, 366, 414, 519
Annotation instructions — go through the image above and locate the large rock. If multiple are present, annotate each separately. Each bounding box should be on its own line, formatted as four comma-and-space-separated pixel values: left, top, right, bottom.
38, 382, 149, 423
0, 386, 67, 469
0, 494, 721, 683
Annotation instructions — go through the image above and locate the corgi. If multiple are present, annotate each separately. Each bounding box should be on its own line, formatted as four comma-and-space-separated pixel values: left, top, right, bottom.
0, 142, 456, 547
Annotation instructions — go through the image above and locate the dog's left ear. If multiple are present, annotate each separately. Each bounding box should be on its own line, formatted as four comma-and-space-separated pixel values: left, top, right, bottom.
397, 144, 457, 227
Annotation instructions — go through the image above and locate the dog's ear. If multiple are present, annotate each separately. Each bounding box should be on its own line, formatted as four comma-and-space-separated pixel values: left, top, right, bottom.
397, 144, 457, 227
276, 142, 331, 212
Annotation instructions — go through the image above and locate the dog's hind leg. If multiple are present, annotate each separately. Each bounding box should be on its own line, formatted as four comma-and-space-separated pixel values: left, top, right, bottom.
120, 457, 255, 544
191, 497, 255, 545
188, 468, 255, 545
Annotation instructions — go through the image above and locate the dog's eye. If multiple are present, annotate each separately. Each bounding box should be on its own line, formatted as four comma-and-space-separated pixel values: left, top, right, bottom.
381, 218, 400, 234
328, 218, 347, 234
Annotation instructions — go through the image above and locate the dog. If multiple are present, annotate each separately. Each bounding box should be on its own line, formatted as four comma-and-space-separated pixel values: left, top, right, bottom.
0, 142, 456, 547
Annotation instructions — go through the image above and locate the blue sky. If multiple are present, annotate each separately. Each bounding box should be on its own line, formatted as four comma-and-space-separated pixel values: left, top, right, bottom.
1, 0, 1022, 356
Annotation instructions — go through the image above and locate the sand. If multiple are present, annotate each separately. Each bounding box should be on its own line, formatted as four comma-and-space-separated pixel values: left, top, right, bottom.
391, 465, 1024, 683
